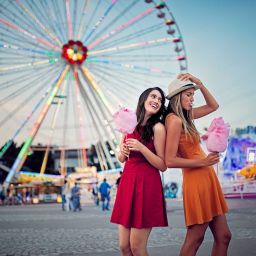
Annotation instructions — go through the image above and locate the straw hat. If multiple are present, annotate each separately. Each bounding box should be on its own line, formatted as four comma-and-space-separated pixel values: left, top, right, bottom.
166, 78, 199, 99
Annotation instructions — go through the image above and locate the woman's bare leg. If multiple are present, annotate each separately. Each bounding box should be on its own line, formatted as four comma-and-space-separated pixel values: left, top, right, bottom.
179, 222, 209, 256
130, 228, 151, 256
118, 225, 133, 256
209, 215, 232, 256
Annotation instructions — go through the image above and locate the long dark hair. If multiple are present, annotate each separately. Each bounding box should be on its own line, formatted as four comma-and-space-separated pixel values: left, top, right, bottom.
136, 87, 166, 143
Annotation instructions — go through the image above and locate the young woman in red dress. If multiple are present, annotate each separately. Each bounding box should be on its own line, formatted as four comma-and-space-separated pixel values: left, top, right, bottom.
111, 87, 168, 256
165, 73, 231, 256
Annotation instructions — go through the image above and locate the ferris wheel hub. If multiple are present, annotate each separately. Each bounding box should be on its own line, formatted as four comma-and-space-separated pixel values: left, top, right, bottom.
61, 40, 88, 65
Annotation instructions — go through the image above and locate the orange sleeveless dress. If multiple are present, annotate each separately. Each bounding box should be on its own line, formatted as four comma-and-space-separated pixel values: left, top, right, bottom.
166, 114, 228, 227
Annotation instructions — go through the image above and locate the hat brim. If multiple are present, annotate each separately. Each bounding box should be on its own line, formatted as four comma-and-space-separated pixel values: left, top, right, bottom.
166, 84, 199, 100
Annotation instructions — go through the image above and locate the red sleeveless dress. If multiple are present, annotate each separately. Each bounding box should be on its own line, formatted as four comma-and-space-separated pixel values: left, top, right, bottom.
110, 128, 168, 229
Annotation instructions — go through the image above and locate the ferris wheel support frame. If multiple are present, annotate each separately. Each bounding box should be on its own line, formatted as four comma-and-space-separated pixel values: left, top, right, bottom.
77, 74, 116, 170
79, 67, 119, 155
3, 65, 70, 189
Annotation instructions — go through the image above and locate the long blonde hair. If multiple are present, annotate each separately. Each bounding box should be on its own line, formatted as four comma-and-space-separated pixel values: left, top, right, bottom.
166, 93, 200, 141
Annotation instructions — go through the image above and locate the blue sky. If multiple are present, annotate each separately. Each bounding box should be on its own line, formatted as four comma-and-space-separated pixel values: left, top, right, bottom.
169, 0, 256, 133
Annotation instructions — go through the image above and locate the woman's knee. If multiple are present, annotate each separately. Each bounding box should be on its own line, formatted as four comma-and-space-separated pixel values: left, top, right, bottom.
119, 242, 131, 254
221, 230, 232, 244
130, 241, 144, 255
214, 230, 232, 246
194, 234, 205, 249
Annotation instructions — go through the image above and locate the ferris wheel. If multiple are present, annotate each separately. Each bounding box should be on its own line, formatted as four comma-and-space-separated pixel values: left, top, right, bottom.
0, 0, 188, 186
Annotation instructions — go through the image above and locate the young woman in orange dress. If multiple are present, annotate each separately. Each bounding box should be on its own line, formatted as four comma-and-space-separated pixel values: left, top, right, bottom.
165, 73, 231, 256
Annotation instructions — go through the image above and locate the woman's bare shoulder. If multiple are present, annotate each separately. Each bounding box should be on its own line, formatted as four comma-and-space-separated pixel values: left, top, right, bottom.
165, 113, 182, 126
153, 122, 165, 132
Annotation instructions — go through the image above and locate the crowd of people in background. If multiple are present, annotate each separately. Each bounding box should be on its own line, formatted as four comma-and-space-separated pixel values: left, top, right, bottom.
61, 180, 82, 212
0, 173, 119, 209
60, 176, 117, 212
0, 182, 32, 206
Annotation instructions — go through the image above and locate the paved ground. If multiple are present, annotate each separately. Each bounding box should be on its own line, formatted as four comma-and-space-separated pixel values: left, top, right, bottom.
0, 198, 256, 256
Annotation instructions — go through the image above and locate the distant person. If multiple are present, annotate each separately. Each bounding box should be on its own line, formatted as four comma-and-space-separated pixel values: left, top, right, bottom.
0, 183, 5, 205
25, 190, 31, 204
71, 182, 81, 212
61, 180, 67, 211
7, 187, 14, 205
99, 178, 111, 211
165, 73, 231, 256
115, 171, 122, 188
17, 191, 23, 205
92, 182, 99, 206
64, 179, 72, 211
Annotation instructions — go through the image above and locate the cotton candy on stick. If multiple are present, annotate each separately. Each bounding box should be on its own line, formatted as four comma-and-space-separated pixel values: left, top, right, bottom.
113, 107, 137, 134
113, 107, 137, 158
206, 117, 230, 175
206, 117, 230, 152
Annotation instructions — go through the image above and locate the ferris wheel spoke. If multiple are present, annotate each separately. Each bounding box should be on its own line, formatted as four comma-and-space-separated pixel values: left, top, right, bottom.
0, 30, 54, 53
37, 0, 66, 44
78, 77, 116, 169
76, 0, 89, 40
80, 66, 114, 114
77, 71, 119, 158
89, 66, 167, 97
52, 0, 68, 43
83, 0, 118, 44
15, 0, 62, 47
98, 22, 163, 50
0, 43, 59, 60
73, 68, 88, 166
0, 63, 63, 77
4, 65, 70, 186
88, 0, 139, 45
88, 6, 155, 50
40, 76, 68, 174
71, 0, 78, 40
0, 50, 53, 61
0, 18, 61, 52
0, 66, 59, 106
79, 0, 101, 43
0, 69, 64, 158
87, 61, 174, 78
77, 69, 119, 142
0, 52, 55, 65
65, 0, 73, 40
0, 76, 54, 128
89, 62, 161, 86
59, 76, 70, 173
0, 65, 57, 91
89, 70, 139, 106
0, 59, 61, 72
88, 37, 179, 56
35, 0, 65, 43
70, 79, 85, 166
0, 1, 46, 40
89, 54, 176, 63
88, 66, 147, 95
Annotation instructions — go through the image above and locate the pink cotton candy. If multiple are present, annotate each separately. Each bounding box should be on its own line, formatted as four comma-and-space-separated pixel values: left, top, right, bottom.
206, 117, 230, 152
113, 107, 137, 134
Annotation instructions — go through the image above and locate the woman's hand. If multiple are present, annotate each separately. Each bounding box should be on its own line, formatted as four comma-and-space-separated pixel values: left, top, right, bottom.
203, 152, 220, 166
177, 73, 203, 88
126, 138, 144, 152
120, 143, 130, 157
